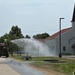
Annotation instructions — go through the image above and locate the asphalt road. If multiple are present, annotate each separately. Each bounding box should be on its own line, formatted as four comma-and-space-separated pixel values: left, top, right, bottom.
0, 58, 20, 75
0, 58, 46, 75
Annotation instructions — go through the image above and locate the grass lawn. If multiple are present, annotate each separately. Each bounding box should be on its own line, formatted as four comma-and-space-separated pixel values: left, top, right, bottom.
32, 61, 75, 75
9, 54, 75, 75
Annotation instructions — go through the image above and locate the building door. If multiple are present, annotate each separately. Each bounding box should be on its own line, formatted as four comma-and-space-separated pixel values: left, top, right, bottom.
71, 44, 75, 55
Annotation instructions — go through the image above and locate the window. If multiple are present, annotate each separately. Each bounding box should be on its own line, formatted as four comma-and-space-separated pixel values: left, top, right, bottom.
63, 46, 66, 51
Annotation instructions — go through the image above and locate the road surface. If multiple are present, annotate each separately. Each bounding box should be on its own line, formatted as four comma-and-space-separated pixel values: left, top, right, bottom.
0, 57, 67, 75
0, 58, 20, 75
0, 58, 47, 75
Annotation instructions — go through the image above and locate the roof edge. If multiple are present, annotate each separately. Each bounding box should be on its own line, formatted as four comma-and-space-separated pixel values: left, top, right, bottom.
46, 27, 71, 40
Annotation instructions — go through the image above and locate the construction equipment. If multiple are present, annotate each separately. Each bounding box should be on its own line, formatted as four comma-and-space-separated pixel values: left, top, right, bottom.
0, 43, 9, 57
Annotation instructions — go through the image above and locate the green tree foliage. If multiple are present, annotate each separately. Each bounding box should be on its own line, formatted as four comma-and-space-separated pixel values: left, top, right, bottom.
0, 33, 10, 43
25, 35, 31, 39
0, 25, 24, 55
9, 25, 24, 40
33, 33, 50, 39
8, 42, 22, 56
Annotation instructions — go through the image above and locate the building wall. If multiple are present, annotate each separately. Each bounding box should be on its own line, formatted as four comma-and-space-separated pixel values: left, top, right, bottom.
45, 22, 75, 56
56, 22, 75, 55
45, 39, 58, 56
56, 29, 72, 55
72, 22, 75, 29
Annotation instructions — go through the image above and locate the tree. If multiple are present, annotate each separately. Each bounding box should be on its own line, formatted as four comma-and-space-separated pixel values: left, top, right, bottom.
9, 25, 24, 40
0, 33, 10, 43
33, 33, 50, 39
0, 26, 25, 55
25, 35, 31, 39
41, 33, 50, 38
8, 42, 22, 56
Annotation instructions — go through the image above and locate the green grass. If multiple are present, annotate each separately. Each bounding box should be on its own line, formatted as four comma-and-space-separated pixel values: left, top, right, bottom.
9, 54, 75, 75
53, 63, 75, 75
9, 54, 57, 61
9, 54, 24, 61
31, 58, 75, 75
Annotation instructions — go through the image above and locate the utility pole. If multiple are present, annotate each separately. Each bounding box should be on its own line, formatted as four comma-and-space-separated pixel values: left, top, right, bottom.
59, 18, 64, 58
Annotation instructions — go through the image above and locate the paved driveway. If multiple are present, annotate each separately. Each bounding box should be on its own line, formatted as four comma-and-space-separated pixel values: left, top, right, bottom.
0, 58, 46, 75
0, 58, 67, 75
0, 58, 20, 75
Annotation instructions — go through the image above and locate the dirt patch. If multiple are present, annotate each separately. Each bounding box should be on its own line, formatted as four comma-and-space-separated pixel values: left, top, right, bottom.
30, 65, 67, 75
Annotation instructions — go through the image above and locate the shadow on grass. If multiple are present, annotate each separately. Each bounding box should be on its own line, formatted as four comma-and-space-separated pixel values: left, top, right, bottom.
43, 59, 66, 63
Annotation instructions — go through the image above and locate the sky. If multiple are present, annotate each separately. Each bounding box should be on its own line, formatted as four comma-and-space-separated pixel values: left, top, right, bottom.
0, 0, 75, 37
